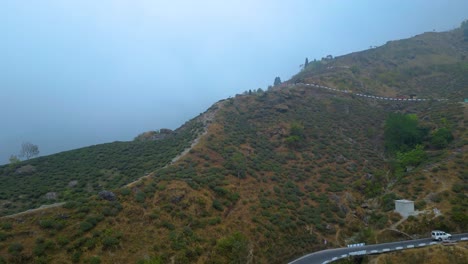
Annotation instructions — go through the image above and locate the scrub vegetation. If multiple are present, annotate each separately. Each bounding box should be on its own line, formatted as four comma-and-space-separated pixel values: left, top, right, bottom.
0, 23, 466, 263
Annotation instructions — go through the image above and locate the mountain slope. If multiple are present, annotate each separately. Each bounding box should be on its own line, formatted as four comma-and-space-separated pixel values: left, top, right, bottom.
0, 24, 467, 264
293, 24, 468, 99
0, 116, 206, 216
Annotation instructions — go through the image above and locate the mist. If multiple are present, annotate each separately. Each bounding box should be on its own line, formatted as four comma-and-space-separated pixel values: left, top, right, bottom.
1, 0, 467, 164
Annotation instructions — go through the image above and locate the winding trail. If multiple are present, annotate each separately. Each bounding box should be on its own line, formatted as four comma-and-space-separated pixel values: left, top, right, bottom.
126, 100, 223, 187
2, 101, 224, 218
295, 82, 448, 102
1, 202, 66, 219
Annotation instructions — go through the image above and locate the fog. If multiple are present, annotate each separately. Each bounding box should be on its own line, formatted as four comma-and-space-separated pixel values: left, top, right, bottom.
1, 0, 467, 164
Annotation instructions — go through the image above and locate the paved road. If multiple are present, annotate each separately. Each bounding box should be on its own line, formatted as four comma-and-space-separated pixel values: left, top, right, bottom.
296, 82, 448, 102
289, 233, 468, 264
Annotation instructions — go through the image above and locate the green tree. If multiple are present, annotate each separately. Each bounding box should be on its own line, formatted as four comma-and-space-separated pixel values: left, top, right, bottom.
384, 113, 426, 154
396, 145, 427, 167
285, 122, 305, 148
211, 232, 249, 264
9, 155, 20, 164
304, 57, 309, 69
227, 152, 246, 179
430, 127, 454, 149
19, 142, 39, 160
461, 20, 468, 40
274, 77, 282, 86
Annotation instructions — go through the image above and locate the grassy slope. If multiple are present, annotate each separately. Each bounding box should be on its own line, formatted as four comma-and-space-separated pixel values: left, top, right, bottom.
0, 119, 204, 216
0, 26, 467, 263
293, 27, 468, 99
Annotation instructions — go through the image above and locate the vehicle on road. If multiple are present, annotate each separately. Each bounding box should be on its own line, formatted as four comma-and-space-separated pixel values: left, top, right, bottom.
431, 230, 451, 241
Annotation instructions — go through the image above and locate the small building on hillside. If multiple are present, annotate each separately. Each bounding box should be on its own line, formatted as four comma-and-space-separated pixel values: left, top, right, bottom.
395, 199, 415, 217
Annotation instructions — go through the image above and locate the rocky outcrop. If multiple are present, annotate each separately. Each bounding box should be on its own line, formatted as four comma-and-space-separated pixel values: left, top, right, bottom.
15, 165, 36, 174
134, 129, 175, 141
99, 190, 116, 201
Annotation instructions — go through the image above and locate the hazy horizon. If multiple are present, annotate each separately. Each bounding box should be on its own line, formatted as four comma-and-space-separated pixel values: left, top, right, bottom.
1, 0, 467, 165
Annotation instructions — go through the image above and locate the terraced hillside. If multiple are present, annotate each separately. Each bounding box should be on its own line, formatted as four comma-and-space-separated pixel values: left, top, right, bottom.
0, 24, 467, 264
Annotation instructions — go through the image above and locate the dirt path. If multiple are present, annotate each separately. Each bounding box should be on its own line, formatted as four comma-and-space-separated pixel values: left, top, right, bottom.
126, 100, 224, 187
1, 202, 66, 219
125, 129, 208, 187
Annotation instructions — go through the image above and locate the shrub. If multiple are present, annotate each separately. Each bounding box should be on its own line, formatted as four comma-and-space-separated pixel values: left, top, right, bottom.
80, 219, 98, 233
71, 251, 82, 263
102, 236, 120, 250
56, 235, 70, 246
137, 257, 163, 264
212, 200, 224, 211
0, 232, 9, 241
431, 127, 454, 149
39, 218, 64, 230
88, 256, 101, 264
120, 188, 131, 196
0, 222, 12, 230
396, 145, 427, 167
8, 242, 23, 255
384, 113, 426, 153
212, 232, 249, 264
135, 191, 146, 203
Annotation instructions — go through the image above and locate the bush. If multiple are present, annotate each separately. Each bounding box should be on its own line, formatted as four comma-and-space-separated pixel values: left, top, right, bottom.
8, 242, 23, 255
120, 188, 131, 196
384, 113, 426, 153
0, 232, 9, 241
431, 127, 454, 149
71, 251, 82, 263
211, 232, 249, 264
102, 236, 120, 250
135, 191, 146, 203
56, 235, 70, 246
381, 193, 398, 211
39, 218, 64, 230
396, 145, 427, 167
88, 256, 101, 264
212, 200, 224, 211
79, 222, 94, 233
0, 222, 12, 230
137, 257, 163, 264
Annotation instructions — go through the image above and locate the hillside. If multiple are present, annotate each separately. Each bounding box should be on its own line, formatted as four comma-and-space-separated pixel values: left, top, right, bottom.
0, 24, 467, 263
0, 116, 208, 216
293, 23, 468, 99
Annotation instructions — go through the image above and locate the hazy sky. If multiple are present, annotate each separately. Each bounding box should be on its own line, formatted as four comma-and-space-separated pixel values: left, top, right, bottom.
1, 0, 467, 165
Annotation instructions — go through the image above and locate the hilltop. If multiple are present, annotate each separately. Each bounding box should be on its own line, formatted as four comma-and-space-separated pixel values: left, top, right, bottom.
293, 22, 468, 99
0, 23, 467, 263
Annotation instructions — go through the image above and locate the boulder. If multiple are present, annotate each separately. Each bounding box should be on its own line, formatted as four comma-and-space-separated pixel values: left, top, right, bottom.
68, 180, 78, 188
45, 192, 58, 200
99, 190, 116, 201
15, 165, 36, 174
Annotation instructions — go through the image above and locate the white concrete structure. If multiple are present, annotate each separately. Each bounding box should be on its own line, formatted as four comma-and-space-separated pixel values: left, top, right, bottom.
395, 199, 415, 217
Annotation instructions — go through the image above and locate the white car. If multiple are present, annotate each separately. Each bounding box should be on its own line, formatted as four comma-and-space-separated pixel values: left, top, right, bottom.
431, 230, 452, 241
